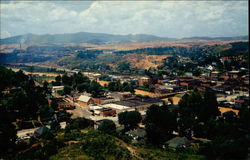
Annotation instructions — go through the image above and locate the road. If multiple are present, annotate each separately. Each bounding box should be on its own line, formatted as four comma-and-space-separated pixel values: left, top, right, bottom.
64, 98, 91, 119
89, 115, 119, 126
17, 124, 50, 139
17, 127, 39, 139
217, 91, 249, 102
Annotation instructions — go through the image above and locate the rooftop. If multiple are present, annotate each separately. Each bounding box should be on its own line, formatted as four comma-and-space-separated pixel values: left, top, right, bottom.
114, 98, 163, 107
102, 103, 130, 110
77, 95, 91, 103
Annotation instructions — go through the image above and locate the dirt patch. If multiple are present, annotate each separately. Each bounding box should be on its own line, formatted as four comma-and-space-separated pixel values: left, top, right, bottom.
122, 53, 172, 69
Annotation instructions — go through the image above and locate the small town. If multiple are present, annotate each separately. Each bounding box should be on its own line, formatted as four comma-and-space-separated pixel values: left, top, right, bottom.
0, 1, 249, 160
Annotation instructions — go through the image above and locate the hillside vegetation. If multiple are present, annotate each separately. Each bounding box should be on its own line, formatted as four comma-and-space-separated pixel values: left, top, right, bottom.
16, 129, 204, 160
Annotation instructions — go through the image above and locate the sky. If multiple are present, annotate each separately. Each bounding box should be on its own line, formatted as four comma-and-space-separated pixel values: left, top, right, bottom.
0, 1, 248, 39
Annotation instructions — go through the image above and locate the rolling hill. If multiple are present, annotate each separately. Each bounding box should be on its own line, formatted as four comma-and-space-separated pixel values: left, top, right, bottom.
0, 32, 176, 45
0, 32, 248, 45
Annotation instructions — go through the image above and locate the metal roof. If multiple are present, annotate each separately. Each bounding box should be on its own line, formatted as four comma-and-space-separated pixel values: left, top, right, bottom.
77, 95, 91, 103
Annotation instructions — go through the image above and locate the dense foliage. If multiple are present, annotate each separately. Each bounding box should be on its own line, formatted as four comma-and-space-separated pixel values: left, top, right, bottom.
54, 72, 104, 97
107, 81, 135, 93
145, 105, 176, 145
0, 66, 51, 158
118, 110, 142, 130
98, 119, 116, 135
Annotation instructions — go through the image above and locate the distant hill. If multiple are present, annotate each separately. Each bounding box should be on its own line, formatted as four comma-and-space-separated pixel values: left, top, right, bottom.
0, 32, 176, 45
181, 35, 249, 41
1, 32, 248, 45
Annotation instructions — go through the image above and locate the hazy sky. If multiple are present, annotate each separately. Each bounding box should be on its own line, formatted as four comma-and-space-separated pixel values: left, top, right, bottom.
0, 1, 248, 38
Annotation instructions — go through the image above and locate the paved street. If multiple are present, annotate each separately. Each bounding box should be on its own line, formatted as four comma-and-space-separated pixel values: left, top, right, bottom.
17, 127, 39, 138
217, 91, 249, 102
89, 115, 119, 126
64, 98, 91, 119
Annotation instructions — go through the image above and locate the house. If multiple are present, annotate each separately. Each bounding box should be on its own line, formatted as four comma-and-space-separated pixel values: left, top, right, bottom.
185, 72, 193, 77
138, 77, 151, 86
206, 65, 214, 71
126, 128, 146, 140
155, 84, 180, 94
178, 78, 200, 90
57, 100, 75, 110
77, 95, 94, 107
165, 137, 191, 151
34, 126, 49, 137
228, 70, 241, 79
52, 86, 64, 96
234, 96, 249, 108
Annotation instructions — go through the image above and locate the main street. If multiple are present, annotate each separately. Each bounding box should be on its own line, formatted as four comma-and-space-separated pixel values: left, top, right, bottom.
64, 97, 91, 119
217, 91, 249, 102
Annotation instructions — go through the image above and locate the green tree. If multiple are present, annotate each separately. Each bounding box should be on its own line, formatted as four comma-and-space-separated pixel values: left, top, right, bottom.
118, 62, 130, 71
55, 75, 61, 82
178, 90, 203, 137
118, 111, 142, 130
63, 85, 72, 95
145, 105, 176, 145
77, 83, 88, 92
198, 88, 220, 122
62, 74, 72, 86
88, 81, 103, 98
98, 119, 116, 135
65, 118, 94, 131
239, 106, 250, 131
80, 130, 132, 160
0, 107, 17, 157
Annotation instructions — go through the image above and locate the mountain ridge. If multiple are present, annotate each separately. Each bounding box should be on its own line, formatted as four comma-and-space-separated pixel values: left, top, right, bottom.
0, 32, 248, 45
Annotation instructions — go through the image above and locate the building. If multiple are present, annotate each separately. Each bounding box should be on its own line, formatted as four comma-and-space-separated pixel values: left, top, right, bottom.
138, 77, 151, 86
114, 97, 164, 111
155, 84, 181, 94
98, 108, 116, 116
77, 95, 94, 107
108, 92, 133, 100
92, 97, 118, 105
164, 137, 191, 151
126, 128, 146, 140
228, 70, 241, 79
52, 86, 64, 96
102, 103, 132, 113
34, 126, 49, 137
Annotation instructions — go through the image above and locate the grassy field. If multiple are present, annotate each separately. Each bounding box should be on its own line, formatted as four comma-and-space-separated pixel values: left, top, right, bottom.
34, 76, 56, 83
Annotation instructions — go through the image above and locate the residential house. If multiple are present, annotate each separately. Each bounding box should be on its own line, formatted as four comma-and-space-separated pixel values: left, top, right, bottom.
138, 77, 151, 86
52, 86, 64, 96
164, 137, 191, 151
34, 126, 49, 138
126, 128, 146, 140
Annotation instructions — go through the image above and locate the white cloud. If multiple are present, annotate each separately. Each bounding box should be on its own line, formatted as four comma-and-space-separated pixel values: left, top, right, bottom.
0, 1, 248, 38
